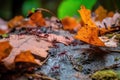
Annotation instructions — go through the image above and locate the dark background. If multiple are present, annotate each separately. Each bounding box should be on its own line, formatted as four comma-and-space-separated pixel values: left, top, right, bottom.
0, 0, 119, 20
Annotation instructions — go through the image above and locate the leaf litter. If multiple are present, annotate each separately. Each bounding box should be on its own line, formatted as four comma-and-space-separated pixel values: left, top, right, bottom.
0, 6, 120, 80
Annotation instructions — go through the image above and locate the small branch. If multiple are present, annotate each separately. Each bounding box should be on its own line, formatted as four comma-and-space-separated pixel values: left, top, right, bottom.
109, 50, 120, 53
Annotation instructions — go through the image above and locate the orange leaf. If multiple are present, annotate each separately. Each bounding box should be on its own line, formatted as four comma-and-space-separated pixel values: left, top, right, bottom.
7, 16, 24, 28
15, 51, 36, 64
62, 16, 80, 31
0, 29, 6, 34
29, 11, 46, 27
95, 6, 107, 21
107, 11, 114, 17
75, 25, 105, 46
75, 6, 105, 46
0, 41, 12, 61
78, 6, 96, 27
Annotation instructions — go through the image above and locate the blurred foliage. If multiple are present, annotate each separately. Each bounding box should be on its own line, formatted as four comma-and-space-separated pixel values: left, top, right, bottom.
0, 0, 120, 20
22, 0, 41, 16
57, 0, 97, 19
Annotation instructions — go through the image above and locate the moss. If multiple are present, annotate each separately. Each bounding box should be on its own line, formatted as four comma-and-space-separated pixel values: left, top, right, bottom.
91, 70, 119, 80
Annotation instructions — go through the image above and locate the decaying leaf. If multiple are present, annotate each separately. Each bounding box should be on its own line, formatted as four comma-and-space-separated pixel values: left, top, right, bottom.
0, 29, 6, 34
7, 11, 46, 28
75, 25, 105, 46
0, 41, 12, 61
7, 16, 24, 28
95, 6, 107, 21
0, 32, 73, 69
107, 11, 114, 17
15, 51, 37, 64
62, 16, 81, 31
95, 12, 120, 35
0, 35, 52, 69
99, 35, 118, 47
29, 11, 46, 27
39, 33, 74, 45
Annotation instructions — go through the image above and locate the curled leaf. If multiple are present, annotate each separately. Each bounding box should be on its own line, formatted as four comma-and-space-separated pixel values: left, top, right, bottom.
29, 11, 46, 26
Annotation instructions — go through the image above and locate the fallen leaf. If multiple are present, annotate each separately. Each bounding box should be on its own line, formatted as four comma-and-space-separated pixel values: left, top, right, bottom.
99, 35, 118, 47
39, 33, 74, 45
75, 25, 105, 46
7, 16, 24, 28
0, 29, 6, 34
95, 12, 120, 35
62, 16, 81, 31
0, 35, 52, 69
0, 33, 73, 69
95, 6, 107, 21
7, 11, 46, 28
107, 11, 114, 17
15, 51, 37, 64
29, 11, 46, 27
78, 5, 96, 27
75, 6, 105, 46
0, 41, 12, 61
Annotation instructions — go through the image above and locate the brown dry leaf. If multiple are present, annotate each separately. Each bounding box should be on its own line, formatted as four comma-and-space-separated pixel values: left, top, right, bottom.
75, 25, 105, 46
7, 16, 24, 28
15, 51, 37, 64
62, 16, 81, 31
39, 33, 74, 45
95, 6, 107, 21
7, 11, 46, 28
29, 11, 46, 27
0, 35, 52, 69
0, 41, 12, 61
107, 11, 114, 17
0, 33, 73, 69
0, 29, 6, 34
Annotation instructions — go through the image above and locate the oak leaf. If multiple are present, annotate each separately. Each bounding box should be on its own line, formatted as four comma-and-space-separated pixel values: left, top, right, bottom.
75, 25, 105, 46
75, 6, 105, 46
78, 5, 96, 27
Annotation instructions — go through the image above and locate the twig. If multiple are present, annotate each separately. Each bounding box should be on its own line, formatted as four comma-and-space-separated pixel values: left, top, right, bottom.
109, 50, 120, 53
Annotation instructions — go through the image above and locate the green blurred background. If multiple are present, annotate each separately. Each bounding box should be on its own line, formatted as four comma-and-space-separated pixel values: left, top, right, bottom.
0, 0, 120, 20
